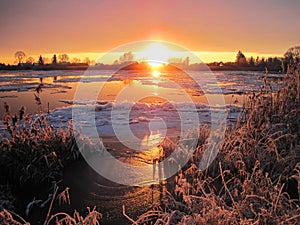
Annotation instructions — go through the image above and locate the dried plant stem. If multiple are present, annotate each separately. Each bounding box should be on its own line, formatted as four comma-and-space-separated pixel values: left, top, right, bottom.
282, 213, 300, 224
43, 186, 58, 225
122, 205, 137, 225
273, 183, 285, 214
7, 210, 28, 225
219, 162, 240, 216
45, 212, 75, 225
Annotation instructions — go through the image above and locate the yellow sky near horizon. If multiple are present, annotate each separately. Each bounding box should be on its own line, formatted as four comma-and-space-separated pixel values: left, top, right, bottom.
0, 51, 281, 65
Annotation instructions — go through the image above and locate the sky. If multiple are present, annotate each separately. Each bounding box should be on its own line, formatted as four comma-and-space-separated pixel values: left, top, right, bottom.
0, 0, 299, 64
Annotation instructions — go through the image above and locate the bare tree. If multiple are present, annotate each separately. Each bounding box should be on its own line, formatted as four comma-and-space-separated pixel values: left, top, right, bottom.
284, 46, 300, 58
249, 56, 255, 66
72, 58, 81, 64
284, 46, 300, 63
119, 51, 134, 63
168, 57, 183, 64
183, 57, 190, 66
26, 56, 35, 64
43, 57, 50, 64
83, 57, 91, 65
168, 57, 189, 66
15, 51, 26, 64
58, 54, 69, 63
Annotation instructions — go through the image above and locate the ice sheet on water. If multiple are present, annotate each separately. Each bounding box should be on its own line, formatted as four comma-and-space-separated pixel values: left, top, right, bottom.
0, 70, 283, 95
0, 70, 277, 140
0, 99, 241, 139
0, 95, 18, 99
0, 70, 82, 81
54, 76, 120, 83
0, 83, 38, 92
45, 101, 241, 136
59, 99, 110, 106
0, 70, 117, 84
135, 70, 282, 94
0, 83, 72, 92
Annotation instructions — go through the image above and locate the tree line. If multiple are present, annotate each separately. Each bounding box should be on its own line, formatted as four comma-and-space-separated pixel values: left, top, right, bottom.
205, 47, 300, 72
13, 51, 93, 66
2, 46, 300, 71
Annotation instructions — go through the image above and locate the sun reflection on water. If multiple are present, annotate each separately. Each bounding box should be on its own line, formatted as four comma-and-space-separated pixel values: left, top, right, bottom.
152, 70, 161, 78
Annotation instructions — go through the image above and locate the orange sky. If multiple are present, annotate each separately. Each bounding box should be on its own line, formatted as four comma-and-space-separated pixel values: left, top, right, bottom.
0, 0, 299, 64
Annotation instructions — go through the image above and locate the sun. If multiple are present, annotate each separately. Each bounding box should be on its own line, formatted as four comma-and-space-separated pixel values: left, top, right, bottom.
140, 42, 174, 64
152, 70, 161, 78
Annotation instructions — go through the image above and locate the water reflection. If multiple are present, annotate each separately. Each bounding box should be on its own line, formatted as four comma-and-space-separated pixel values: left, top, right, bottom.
140, 132, 162, 150
0, 69, 256, 224
0, 69, 253, 115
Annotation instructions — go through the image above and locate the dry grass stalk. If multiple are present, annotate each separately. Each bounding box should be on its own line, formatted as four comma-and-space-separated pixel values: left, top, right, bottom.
129, 65, 300, 224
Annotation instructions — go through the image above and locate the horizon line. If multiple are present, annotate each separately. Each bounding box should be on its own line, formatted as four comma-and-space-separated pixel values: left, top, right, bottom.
0, 50, 283, 65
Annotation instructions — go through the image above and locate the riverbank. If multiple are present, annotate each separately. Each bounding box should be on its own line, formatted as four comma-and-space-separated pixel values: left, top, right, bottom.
0, 62, 282, 72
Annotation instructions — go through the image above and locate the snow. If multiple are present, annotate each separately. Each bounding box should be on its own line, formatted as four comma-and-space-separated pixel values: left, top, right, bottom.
44, 101, 240, 137
0, 69, 282, 137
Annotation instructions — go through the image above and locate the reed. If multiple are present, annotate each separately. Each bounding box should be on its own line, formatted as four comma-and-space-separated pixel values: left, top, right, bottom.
0, 111, 84, 187
130, 65, 300, 224
0, 186, 102, 225
0, 89, 100, 223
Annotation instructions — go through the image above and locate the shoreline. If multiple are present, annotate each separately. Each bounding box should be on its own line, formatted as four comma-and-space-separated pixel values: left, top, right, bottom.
0, 64, 282, 72
13, 135, 173, 225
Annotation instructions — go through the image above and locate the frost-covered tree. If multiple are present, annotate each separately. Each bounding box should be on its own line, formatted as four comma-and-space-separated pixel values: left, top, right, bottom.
284, 46, 300, 63
15, 51, 26, 64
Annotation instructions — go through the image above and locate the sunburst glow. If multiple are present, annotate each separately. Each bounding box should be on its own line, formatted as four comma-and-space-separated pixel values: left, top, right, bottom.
140, 42, 174, 63
148, 61, 163, 68
152, 70, 161, 78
